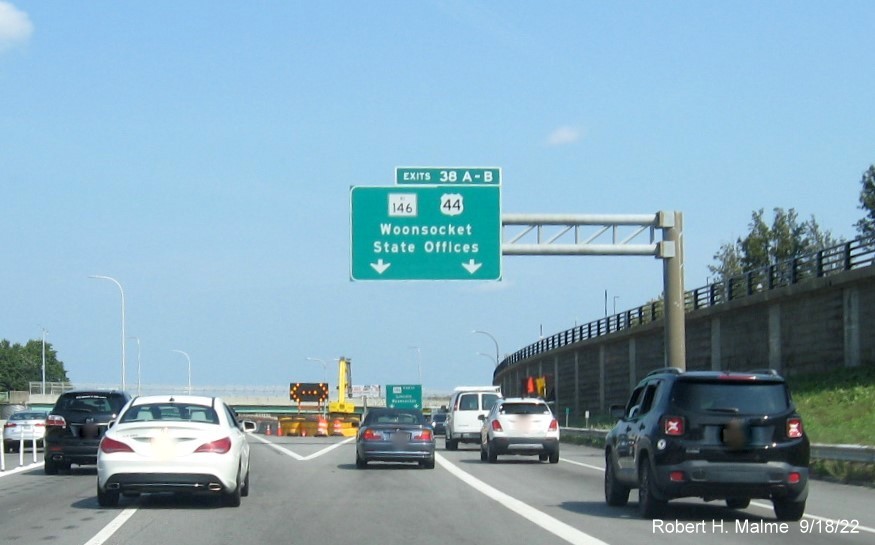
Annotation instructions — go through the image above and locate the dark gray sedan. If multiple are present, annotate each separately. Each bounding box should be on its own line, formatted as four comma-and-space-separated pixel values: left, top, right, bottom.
355, 408, 435, 469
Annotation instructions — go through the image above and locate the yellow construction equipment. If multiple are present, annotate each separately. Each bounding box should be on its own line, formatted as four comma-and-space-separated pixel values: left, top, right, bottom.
327, 356, 359, 436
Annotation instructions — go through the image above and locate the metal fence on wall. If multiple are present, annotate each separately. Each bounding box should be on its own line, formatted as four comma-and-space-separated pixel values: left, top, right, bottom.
497, 235, 875, 372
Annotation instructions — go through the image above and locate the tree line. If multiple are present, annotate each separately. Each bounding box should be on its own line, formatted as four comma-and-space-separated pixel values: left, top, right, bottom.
0, 339, 69, 393
709, 164, 875, 280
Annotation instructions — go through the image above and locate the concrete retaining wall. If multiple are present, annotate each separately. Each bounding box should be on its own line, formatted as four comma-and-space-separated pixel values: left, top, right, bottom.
496, 266, 875, 418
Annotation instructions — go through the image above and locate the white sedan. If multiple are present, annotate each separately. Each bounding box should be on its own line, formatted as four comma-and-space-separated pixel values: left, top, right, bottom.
479, 397, 560, 463
96, 395, 253, 507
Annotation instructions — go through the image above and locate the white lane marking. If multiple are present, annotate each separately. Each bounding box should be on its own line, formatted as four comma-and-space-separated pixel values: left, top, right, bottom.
436, 453, 610, 545
249, 434, 355, 461
0, 461, 42, 477
83, 508, 138, 545
560, 457, 605, 472
561, 454, 875, 535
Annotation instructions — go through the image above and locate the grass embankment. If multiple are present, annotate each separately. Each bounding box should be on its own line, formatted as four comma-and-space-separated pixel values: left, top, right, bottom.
786, 366, 875, 446
786, 366, 875, 485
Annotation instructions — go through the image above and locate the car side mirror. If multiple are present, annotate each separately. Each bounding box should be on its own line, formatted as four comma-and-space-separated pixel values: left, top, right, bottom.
610, 405, 626, 419
477, 414, 486, 421
242, 420, 257, 433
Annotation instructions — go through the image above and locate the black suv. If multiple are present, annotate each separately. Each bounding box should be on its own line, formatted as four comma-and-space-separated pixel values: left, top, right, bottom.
604, 368, 809, 521
44, 389, 131, 474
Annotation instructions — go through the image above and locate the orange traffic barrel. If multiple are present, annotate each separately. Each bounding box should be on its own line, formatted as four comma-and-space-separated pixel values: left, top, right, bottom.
332, 419, 344, 436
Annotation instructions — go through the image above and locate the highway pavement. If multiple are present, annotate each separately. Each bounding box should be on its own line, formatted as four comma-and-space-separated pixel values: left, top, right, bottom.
1, 437, 873, 545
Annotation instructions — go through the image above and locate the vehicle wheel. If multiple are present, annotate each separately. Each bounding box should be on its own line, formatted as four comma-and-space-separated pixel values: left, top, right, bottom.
355, 451, 367, 469
420, 456, 435, 469
604, 457, 630, 507
637, 461, 666, 518
61, 461, 72, 472
773, 499, 805, 521
445, 434, 458, 451
97, 484, 120, 508
487, 440, 498, 463
549, 448, 560, 464
240, 467, 250, 497
538, 453, 548, 462
480, 445, 488, 462
44, 458, 59, 475
726, 498, 750, 509
222, 467, 242, 507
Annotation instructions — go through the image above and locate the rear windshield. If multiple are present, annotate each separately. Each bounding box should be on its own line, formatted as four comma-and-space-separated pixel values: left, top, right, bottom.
671, 381, 790, 414
500, 402, 550, 415
482, 394, 501, 411
431, 413, 447, 422
120, 403, 219, 424
56, 393, 128, 414
10, 412, 47, 421
363, 409, 424, 426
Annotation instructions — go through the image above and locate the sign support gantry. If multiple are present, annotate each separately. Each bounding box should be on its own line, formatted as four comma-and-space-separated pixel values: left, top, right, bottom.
501, 212, 686, 370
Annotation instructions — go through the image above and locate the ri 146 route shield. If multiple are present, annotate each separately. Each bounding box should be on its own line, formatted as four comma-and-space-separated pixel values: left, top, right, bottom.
350, 185, 501, 281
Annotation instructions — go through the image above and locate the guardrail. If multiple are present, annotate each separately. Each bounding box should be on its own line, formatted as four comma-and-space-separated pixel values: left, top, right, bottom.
560, 427, 875, 463
500, 235, 875, 370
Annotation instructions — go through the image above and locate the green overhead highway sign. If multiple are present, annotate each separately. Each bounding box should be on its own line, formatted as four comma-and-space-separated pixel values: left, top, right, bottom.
350, 185, 501, 281
396, 167, 501, 186
386, 384, 422, 409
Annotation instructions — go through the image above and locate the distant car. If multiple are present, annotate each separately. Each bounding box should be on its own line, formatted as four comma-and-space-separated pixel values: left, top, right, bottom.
445, 386, 502, 450
355, 407, 435, 469
96, 395, 252, 507
430, 412, 447, 435
479, 397, 559, 463
604, 368, 809, 521
3, 410, 48, 452
44, 389, 132, 474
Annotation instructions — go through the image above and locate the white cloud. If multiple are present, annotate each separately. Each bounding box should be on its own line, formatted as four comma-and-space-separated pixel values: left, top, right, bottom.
0, 1, 33, 52
546, 126, 582, 147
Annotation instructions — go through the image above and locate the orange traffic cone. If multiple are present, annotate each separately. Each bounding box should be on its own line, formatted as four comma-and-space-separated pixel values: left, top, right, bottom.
266, 425, 272, 435
332, 419, 343, 436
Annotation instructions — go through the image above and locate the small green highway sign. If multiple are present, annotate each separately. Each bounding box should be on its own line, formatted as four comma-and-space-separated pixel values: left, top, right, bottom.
350, 184, 501, 281
386, 384, 422, 409
396, 167, 501, 186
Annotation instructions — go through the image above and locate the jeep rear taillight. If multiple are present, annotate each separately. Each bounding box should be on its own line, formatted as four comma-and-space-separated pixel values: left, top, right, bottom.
491, 420, 503, 432
46, 415, 66, 428
663, 416, 685, 436
548, 418, 559, 431
787, 417, 803, 439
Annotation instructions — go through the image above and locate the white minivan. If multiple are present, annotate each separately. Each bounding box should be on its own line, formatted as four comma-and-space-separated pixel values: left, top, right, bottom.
444, 386, 502, 450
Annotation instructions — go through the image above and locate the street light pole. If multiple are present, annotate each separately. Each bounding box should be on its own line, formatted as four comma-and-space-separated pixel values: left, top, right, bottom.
90, 275, 126, 391
306, 357, 328, 385
172, 349, 191, 393
472, 330, 500, 368
408, 346, 422, 385
129, 336, 141, 396
41, 328, 47, 395
477, 352, 497, 366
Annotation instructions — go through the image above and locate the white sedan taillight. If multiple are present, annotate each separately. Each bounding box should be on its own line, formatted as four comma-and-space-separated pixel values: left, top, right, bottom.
195, 437, 232, 454
100, 437, 134, 454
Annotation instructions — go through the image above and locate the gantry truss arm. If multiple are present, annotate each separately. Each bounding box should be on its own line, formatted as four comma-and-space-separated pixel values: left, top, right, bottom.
501, 213, 676, 257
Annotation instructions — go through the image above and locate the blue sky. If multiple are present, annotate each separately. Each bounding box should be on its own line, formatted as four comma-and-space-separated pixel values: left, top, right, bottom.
2, 2, 873, 394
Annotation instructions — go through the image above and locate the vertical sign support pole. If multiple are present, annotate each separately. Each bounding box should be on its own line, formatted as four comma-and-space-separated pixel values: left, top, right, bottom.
662, 211, 686, 370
